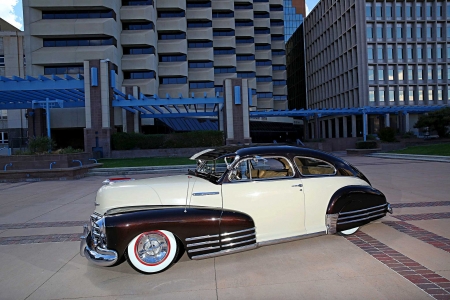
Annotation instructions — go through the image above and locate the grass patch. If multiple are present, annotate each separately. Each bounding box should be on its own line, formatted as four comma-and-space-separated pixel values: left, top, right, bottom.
98, 157, 194, 168
390, 143, 450, 156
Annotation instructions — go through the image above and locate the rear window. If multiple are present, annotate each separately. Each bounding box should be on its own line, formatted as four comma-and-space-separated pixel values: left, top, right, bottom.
294, 156, 336, 176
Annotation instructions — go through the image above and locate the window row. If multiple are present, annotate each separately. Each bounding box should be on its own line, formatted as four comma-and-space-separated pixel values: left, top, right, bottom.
367, 23, 450, 40
122, 0, 153, 6
367, 44, 450, 61
42, 10, 114, 19
43, 37, 116, 47
368, 65, 450, 82
366, 2, 449, 19
368, 86, 450, 103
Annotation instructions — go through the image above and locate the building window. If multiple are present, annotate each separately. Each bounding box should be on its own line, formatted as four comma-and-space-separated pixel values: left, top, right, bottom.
437, 88, 443, 101
418, 66, 424, 81
236, 37, 254, 44
44, 65, 84, 75
426, 25, 433, 38
187, 21, 212, 28
428, 66, 433, 80
236, 54, 254, 61
188, 40, 213, 48
377, 46, 384, 60
418, 87, 424, 101
43, 37, 116, 47
254, 28, 270, 34
0, 132, 8, 144
272, 65, 286, 70
407, 47, 413, 60
388, 68, 394, 81
0, 55, 4, 67
189, 81, 214, 88
366, 4, 372, 18
387, 25, 393, 39
235, 3, 253, 9
436, 4, 443, 17
122, 0, 153, 6
212, 11, 234, 18
399, 87, 405, 102
406, 24, 413, 39
387, 46, 394, 60
389, 88, 395, 102
158, 11, 185, 18
369, 88, 375, 102
187, 1, 211, 8
397, 46, 403, 60
273, 80, 286, 86
124, 71, 155, 79
272, 50, 286, 56
159, 77, 187, 84
409, 87, 414, 103
416, 4, 423, 18
367, 25, 373, 39
236, 20, 254, 27
408, 66, 414, 81
0, 110, 6, 120
123, 21, 154, 30
368, 67, 374, 81
214, 67, 236, 74
189, 61, 213, 68
379, 87, 385, 103
427, 46, 433, 60
376, 24, 383, 39
271, 35, 284, 41
255, 44, 271, 50
386, 4, 393, 18
436, 25, 443, 38
398, 67, 404, 81
255, 12, 270, 18
213, 29, 235, 36
436, 66, 443, 80
426, 4, 433, 17
378, 66, 384, 81
256, 60, 271, 66
368, 46, 374, 60
270, 20, 283, 27
396, 4, 402, 18
237, 72, 256, 78
417, 45, 423, 59
123, 46, 155, 54
396, 25, 403, 39
416, 25, 422, 39
158, 32, 186, 40
406, 4, 413, 18
42, 9, 115, 19
256, 76, 272, 82
214, 48, 236, 55
428, 90, 434, 103
376, 3, 382, 18
159, 54, 187, 62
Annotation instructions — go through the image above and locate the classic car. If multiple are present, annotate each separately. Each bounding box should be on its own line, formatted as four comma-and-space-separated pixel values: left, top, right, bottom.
80, 145, 392, 274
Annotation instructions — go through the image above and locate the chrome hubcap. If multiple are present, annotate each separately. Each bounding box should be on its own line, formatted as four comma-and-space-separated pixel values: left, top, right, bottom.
135, 232, 169, 265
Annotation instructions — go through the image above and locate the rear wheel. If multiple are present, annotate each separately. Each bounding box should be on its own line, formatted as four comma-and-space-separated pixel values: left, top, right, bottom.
126, 230, 178, 274
339, 227, 359, 236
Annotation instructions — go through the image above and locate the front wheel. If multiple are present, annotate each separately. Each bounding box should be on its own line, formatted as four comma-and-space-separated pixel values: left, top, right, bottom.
339, 227, 359, 236
126, 230, 178, 274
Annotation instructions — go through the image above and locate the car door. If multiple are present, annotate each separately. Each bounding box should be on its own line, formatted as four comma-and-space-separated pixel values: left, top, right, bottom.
221, 156, 306, 243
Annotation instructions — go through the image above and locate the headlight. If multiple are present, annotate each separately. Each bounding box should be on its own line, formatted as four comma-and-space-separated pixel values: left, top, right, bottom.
91, 214, 107, 248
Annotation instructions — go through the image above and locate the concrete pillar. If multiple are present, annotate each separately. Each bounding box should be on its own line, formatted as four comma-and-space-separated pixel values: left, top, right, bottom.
303, 117, 309, 140
26, 108, 46, 138
83, 60, 116, 158
122, 86, 141, 133
404, 113, 410, 132
310, 122, 315, 139
328, 119, 333, 138
334, 118, 340, 138
321, 120, 326, 138
385, 114, 390, 127
314, 114, 319, 139
351, 115, 357, 137
223, 78, 251, 145
343, 116, 348, 138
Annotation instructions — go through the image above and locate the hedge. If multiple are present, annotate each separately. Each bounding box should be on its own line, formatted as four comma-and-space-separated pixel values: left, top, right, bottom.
112, 131, 224, 150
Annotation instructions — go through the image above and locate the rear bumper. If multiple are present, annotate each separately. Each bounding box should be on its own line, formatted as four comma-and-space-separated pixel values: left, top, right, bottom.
80, 224, 118, 267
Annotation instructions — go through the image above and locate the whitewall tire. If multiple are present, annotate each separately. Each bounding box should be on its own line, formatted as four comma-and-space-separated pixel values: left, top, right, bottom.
339, 227, 359, 236
126, 230, 178, 274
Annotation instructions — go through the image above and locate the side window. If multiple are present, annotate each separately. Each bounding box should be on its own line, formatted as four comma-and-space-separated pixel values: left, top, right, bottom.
249, 156, 294, 179
229, 160, 250, 182
294, 157, 336, 176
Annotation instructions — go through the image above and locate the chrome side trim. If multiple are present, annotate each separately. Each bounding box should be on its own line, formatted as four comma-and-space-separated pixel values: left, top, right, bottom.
338, 207, 387, 220
221, 233, 255, 242
191, 244, 257, 260
222, 238, 256, 248
258, 231, 326, 247
186, 240, 220, 248
337, 213, 386, 225
185, 234, 220, 242
326, 213, 339, 234
192, 192, 220, 196
339, 203, 387, 215
221, 227, 255, 237
187, 245, 220, 253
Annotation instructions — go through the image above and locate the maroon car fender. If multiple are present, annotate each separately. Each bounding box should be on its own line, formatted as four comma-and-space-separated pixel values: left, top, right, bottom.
327, 185, 389, 232
104, 206, 255, 259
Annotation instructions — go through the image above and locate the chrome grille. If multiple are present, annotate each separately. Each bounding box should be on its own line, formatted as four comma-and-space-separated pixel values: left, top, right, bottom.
90, 213, 104, 247
220, 227, 256, 248
337, 204, 388, 225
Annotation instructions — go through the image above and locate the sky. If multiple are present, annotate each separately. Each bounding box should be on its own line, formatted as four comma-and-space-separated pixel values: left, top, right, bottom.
1, 0, 319, 31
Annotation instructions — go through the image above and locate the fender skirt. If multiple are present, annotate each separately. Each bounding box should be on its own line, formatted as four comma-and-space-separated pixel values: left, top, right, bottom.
327, 186, 390, 233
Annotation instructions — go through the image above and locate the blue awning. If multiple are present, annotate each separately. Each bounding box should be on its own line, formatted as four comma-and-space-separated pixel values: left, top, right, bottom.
160, 118, 219, 131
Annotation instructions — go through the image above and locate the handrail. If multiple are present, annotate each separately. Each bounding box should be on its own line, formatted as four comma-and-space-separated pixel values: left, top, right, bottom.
50, 162, 56, 169
73, 160, 82, 166
4, 163, 12, 171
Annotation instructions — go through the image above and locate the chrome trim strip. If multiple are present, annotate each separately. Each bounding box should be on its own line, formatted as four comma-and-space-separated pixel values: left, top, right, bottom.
186, 240, 220, 248
337, 213, 386, 225
339, 203, 387, 215
258, 231, 326, 247
192, 192, 220, 196
338, 207, 387, 220
187, 245, 220, 253
221, 233, 255, 242
222, 238, 256, 248
221, 227, 255, 237
191, 244, 257, 260
185, 234, 220, 242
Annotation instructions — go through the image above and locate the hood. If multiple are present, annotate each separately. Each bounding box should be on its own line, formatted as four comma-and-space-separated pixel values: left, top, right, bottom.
94, 175, 221, 215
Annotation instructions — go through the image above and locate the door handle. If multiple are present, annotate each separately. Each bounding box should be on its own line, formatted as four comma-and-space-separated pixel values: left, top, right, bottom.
292, 184, 303, 187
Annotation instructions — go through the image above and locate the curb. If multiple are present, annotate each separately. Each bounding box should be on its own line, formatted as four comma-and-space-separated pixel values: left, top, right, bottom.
366, 153, 450, 163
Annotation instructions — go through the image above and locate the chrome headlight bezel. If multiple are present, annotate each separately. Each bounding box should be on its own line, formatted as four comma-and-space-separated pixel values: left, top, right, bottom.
90, 213, 107, 248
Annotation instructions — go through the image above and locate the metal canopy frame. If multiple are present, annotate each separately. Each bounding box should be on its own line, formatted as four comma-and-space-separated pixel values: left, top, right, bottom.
0, 75, 85, 109
112, 89, 223, 118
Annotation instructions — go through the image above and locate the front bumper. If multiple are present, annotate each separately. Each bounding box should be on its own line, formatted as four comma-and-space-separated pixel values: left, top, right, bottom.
80, 224, 118, 267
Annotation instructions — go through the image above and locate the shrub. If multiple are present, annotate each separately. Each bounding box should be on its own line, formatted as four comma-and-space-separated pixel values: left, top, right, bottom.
366, 134, 378, 140
112, 131, 224, 150
414, 107, 450, 138
402, 131, 416, 139
355, 141, 378, 149
379, 127, 397, 142
56, 146, 84, 154
28, 136, 56, 153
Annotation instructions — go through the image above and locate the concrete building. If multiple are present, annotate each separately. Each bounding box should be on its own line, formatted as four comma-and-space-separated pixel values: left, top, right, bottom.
23, 0, 287, 112
288, 0, 450, 138
0, 19, 26, 146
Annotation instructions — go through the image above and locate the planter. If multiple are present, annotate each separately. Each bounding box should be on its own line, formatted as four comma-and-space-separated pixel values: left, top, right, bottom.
346, 148, 382, 155
0, 153, 94, 171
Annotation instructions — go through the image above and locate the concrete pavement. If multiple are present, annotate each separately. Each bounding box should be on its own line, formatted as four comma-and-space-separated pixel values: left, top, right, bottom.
0, 155, 449, 300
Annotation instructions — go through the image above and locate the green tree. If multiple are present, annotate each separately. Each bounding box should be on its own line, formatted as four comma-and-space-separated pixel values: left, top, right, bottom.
414, 107, 450, 138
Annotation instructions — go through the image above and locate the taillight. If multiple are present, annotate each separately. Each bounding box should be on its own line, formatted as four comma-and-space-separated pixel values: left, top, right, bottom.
102, 177, 134, 185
